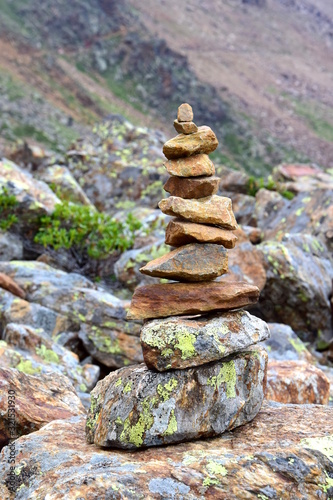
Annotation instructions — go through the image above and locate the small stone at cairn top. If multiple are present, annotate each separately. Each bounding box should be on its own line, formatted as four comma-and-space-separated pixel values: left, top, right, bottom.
87, 103, 269, 451
177, 103, 193, 122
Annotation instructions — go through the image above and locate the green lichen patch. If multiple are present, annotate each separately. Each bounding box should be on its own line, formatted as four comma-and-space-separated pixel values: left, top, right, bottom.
301, 435, 333, 462
319, 471, 333, 493
163, 409, 177, 436
289, 336, 307, 354
157, 378, 178, 402
206, 460, 228, 477
119, 398, 155, 448
207, 360, 237, 398
86, 394, 101, 430
115, 377, 122, 387
35, 344, 60, 364
16, 360, 42, 376
174, 332, 197, 360
123, 382, 132, 394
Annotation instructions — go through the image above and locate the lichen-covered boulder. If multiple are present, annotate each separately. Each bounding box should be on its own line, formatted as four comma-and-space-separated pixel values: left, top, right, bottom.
1, 402, 333, 498
262, 323, 315, 363
0, 367, 84, 449
141, 311, 270, 371
86, 347, 267, 449
266, 360, 330, 405
257, 234, 333, 343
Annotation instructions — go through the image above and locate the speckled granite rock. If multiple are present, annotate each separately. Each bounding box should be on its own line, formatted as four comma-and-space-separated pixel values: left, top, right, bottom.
0, 367, 84, 449
159, 195, 237, 229
163, 126, 218, 159
266, 360, 330, 405
1, 402, 332, 498
141, 311, 270, 371
86, 347, 267, 449
140, 243, 228, 282
165, 219, 238, 248
127, 281, 259, 320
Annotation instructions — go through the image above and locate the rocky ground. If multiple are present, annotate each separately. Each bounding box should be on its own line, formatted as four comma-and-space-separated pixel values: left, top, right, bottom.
0, 115, 332, 498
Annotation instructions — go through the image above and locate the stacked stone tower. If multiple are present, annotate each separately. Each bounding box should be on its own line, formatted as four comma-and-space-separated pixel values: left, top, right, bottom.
86, 105, 270, 450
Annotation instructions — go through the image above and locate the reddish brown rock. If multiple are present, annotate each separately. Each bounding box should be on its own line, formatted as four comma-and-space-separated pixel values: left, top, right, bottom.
127, 281, 259, 320
221, 241, 267, 291
164, 154, 215, 177
177, 103, 193, 122
159, 195, 237, 229
1, 402, 332, 499
0, 273, 25, 299
266, 360, 330, 405
0, 367, 84, 449
164, 175, 219, 199
140, 243, 228, 282
173, 120, 198, 135
163, 126, 218, 159
165, 219, 238, 248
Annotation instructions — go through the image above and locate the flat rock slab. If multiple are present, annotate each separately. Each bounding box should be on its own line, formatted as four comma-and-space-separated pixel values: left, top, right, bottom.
163, 126, 218, 159
1, 404, 333, 499
266, 360, 330, 405
0, 367, 84, 449
164, 154, 215, 177
164, 175, 220, 198
86, 347, 267, 449
140, 243, 228, 282
159, 195, 237, 229
165, 219, 238, 248
127, 281, 259, 320
173, 120, 198, 135
141, 310, 270, 371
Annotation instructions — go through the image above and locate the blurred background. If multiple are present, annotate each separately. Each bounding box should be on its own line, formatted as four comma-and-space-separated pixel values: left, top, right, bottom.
0, 0, 332, 175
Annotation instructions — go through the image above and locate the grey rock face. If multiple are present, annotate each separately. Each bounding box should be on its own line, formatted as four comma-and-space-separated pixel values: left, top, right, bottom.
86, 347, 267, 449
141, 310, 270, 371
0, 232, 23, 261
261, 323, 314, 362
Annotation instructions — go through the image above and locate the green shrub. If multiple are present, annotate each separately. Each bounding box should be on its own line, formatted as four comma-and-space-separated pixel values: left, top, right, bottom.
246, 176, 295, 200
34, 201, 142, 259
0, 187, 18, 230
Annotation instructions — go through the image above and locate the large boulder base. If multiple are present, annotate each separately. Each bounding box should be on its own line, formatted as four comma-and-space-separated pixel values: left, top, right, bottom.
1, 402, 333, 498
159, 195, 238, 229
139, 243, 228, 282
127, 281, 259, 320
86, 347, 267, 449
141, 310, 270, 371
165, 219, 238, 248
163, 126, 218, 159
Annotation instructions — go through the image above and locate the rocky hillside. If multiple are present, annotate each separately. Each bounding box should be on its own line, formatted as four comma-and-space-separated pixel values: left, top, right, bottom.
0, 0, 332, 174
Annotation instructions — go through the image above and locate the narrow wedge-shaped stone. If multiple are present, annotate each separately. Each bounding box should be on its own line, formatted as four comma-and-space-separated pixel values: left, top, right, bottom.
165, 219, 238, 248
127, 281, 259, 320
159, 195, 237, 229
141, 310, 270, 371
177, 103, 193, 122
164, 154, 215, 177
140, 243, 228, 282
163, 126, 218, 159
86, 347, 268, 449
164, 175, 219, 198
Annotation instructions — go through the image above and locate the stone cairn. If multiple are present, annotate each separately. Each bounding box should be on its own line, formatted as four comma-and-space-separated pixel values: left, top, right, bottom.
86, 104, 270, 450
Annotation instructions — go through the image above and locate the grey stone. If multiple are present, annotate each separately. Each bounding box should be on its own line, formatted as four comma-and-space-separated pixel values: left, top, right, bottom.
0, 232, 23, 261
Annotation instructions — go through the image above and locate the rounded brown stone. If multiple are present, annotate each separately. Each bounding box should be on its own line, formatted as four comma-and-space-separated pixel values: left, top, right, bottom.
159, 195, 238, 229
165, 219, 238, 248
164, 154, 215, 177
173, 120, 198, 135
139, 243, 228, 282
164, 175, 220, 198
177, 103, 193, 122
163, 126, 218, 159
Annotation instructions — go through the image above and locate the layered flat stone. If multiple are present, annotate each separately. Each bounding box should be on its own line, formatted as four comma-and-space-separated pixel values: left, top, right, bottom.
139, 243, 228, 282
141, 310, 270, 371
159, 195, 238, 229
177, 103, 193, 122
127, 281, 259, 320
163, 126, 218, 159
164, 154, 215, 177
164, 175, 219, 198
86, 347, 267, 449
165, 219, 238, 248
173, 120, 198, 135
